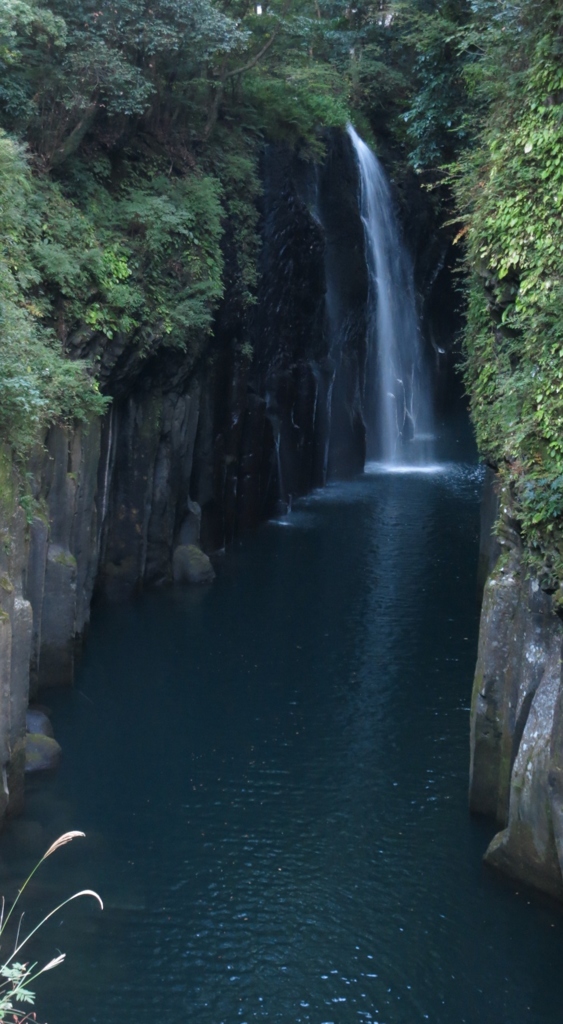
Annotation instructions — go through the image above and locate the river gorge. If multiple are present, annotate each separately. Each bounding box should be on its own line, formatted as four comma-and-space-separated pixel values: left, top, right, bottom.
1, 124, 563, 1022
3, 411, 563, 1024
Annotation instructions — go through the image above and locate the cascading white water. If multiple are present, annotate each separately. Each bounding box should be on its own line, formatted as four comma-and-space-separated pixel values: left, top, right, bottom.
347, 125, 433, 465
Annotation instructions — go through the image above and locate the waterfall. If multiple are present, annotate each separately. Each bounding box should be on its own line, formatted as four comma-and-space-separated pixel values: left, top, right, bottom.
347, 125, 433, 465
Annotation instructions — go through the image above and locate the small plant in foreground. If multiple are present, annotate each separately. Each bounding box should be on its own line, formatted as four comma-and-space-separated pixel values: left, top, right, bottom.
0, 831, 103, 1023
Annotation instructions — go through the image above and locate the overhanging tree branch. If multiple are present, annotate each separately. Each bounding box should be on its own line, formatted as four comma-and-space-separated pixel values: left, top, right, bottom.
224, 25, 281, 80
202, 6, 289, 142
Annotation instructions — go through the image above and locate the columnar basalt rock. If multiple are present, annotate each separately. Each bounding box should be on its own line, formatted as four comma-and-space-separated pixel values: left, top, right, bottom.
0, 135, 373, 828
34, 422, 102, 688
0, 450, 33, 819
471, 474, 563, 900
0, 132, 449, 834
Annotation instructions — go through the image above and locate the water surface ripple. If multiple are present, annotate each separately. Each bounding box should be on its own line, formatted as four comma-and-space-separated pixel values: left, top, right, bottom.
7, 424, 563, 1024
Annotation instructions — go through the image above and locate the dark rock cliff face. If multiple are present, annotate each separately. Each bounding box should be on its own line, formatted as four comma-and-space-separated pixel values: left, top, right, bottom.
470, 472, 563, 900
0, 131, 454, 831
0, 132, 371, 822
99, 133, 368, 579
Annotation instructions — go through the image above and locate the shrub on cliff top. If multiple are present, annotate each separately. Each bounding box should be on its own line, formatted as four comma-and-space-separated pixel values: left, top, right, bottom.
0, 131, 108, 454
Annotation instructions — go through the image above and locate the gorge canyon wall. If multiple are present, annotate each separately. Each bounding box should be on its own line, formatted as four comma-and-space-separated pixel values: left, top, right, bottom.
471, 472, 563, 900
0, 131, 470, 891
0, 133, 370, 824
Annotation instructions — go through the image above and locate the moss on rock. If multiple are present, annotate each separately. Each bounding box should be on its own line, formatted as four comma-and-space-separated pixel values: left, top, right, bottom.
172, 544, 215, 585
24, 733, 61, 773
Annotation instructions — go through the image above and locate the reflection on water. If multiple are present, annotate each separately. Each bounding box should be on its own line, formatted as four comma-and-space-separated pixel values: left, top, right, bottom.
2, 416, 563, 1024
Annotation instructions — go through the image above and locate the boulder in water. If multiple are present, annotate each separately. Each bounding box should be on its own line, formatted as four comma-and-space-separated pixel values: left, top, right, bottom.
172, 544, 215, 584
178, 500, 202, 547
25, 734, 61, 773
26, 708, 54, 738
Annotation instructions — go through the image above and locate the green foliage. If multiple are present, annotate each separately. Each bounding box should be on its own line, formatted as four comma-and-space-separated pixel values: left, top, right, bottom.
90, 167, 226, 345
0, 0, 373, 466
400, 0, 472, 169
0, 131, 108, 455
240, 63, 349, 158
452, 0, 563, 580
0, 0, 355, 162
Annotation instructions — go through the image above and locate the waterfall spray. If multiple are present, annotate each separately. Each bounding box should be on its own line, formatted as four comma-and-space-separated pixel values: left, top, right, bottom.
347, 125, 433, 465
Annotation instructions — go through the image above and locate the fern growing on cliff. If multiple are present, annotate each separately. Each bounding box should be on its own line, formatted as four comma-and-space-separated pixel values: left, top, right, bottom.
451, 0, 563, 584
0, 131, 108, 454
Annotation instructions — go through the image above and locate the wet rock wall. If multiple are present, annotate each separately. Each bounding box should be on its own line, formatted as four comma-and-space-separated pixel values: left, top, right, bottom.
470, 472, 563, 900
0, 422, 101, 818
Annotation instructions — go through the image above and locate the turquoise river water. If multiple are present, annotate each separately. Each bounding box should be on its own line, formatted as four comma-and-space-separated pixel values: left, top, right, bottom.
3, 414, 563, 1024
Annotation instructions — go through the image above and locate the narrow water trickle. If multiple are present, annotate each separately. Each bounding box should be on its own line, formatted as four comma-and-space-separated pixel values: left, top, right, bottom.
347, 125, 433, 467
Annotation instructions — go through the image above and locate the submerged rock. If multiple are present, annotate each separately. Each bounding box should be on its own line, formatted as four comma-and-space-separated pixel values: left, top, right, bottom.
26, 708, 54, 738
25, 734, 61, 773
172, 544, 215, 584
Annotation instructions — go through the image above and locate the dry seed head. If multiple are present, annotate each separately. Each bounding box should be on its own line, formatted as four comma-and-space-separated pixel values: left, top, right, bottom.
43, 832, 85, 859
71, 889, 104, 910
40, 954, 66, 973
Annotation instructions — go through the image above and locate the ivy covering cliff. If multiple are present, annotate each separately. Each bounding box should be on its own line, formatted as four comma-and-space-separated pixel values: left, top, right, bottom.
384, 0, 563, 586
453, 0, 563, 586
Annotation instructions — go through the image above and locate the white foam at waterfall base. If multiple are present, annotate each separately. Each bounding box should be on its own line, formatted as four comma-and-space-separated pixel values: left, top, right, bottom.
347, 124, 435, 467
364, 460, 446, 475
